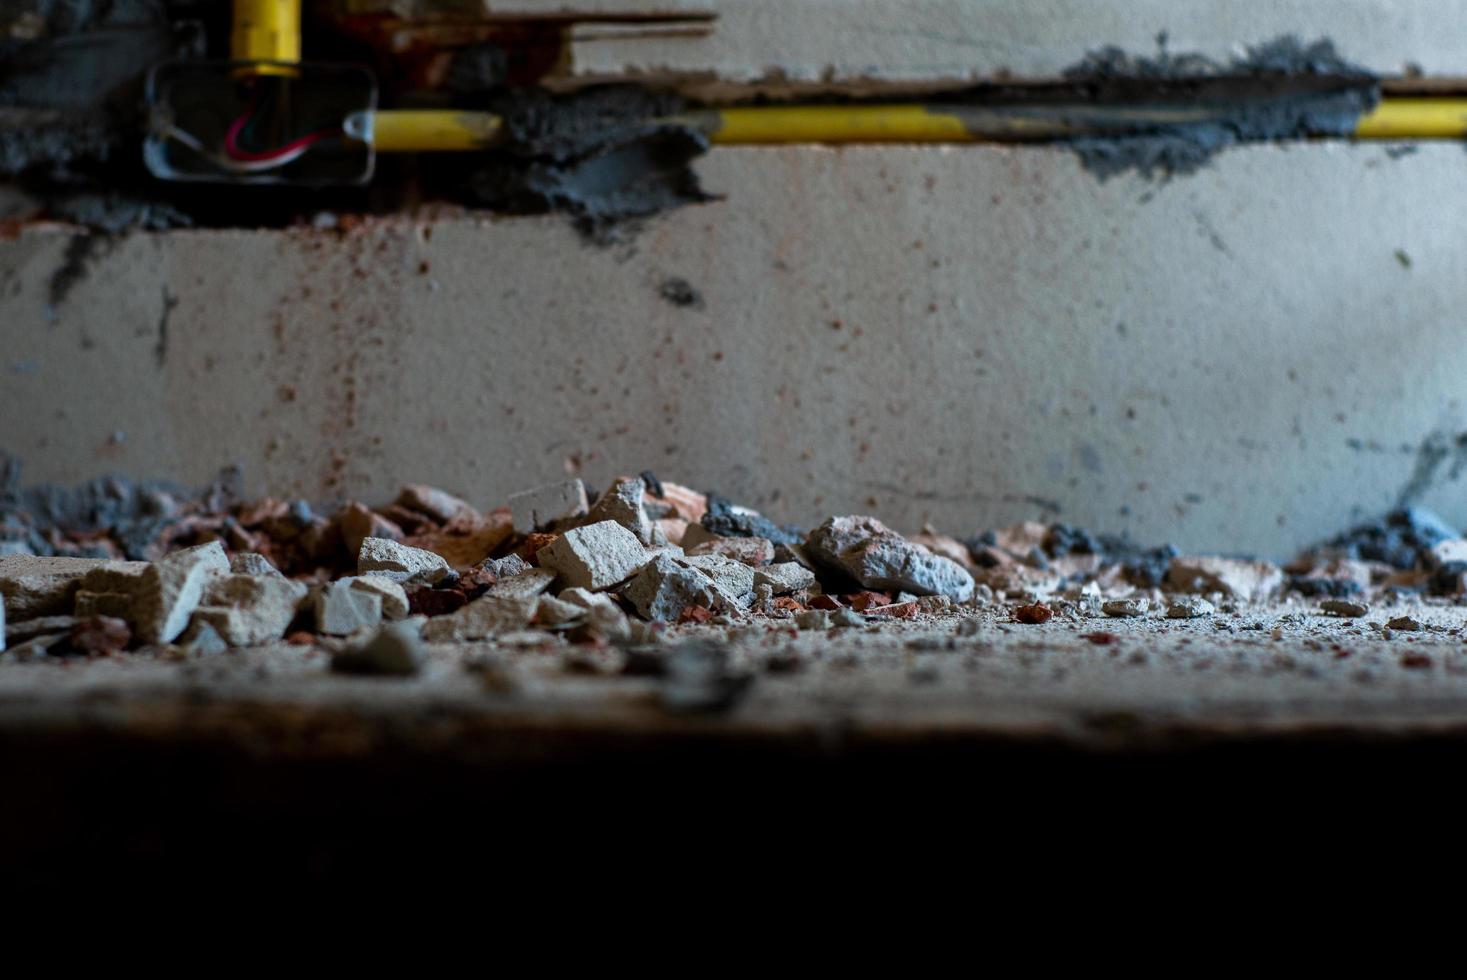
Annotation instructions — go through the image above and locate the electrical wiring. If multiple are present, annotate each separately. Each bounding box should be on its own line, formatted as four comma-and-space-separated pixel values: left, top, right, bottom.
222, 106, 337, 165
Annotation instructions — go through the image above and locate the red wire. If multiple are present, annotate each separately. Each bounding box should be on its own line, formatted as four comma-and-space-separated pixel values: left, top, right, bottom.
223, 108, 337, 163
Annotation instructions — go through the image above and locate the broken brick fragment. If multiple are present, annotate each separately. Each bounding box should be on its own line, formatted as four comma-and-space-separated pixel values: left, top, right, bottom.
516, 532, 559, 563
70, 616, 131, 656
1013, 602, 1053, 624
809, 594, 842, 611
408, 586, 468, 617
848, 590, 892, 611
677, 605, 714, 625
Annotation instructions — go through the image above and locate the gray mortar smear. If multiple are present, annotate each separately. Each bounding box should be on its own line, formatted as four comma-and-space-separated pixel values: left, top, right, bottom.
463, 85, 716, 243
0, 451, 243, 560
1051, 35, 1380, 179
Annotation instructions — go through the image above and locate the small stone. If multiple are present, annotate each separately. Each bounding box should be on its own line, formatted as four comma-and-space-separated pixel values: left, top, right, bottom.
1321, 598, 1369, 618
1387, 615, 1424, 631
1166, 556, 1283, 602
0, 598, 4, 652
1166, 596, 1216, 619
790, 609, 827, 631
181, 621, 228, 656
395, 484, 476, 524
753, 561, 817, 595
1013, 602, 1053, 624
680, 553, 756, 607
535, 520, 647, 590
192, 573, 307, 646
806, 515, 974, 602
357, 536, 451, 586
830, 608, 866, 628
70, 616, 130, 655
1103, 597, 1150, 618
535, 594, 584, 629
229, 552, 284, 577
422, 594, 537, 642
313, 580, 384, 636
132, 541, 229, 644
486, 567, 558, 599
509, 479, 588, 533
342, 575, 408, 619
686, 534, 775, 566
331, 620, 425, 677
1, 555, 147, 620
479, 553, 532, 581
623, 556, 723, 621
584, 476, 654, 544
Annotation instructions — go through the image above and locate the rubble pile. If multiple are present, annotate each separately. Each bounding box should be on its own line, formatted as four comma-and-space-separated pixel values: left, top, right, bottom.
7, 465, 1467, 668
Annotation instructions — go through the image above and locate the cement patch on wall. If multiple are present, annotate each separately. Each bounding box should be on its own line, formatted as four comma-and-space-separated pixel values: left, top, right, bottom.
2, 141, 1464, 556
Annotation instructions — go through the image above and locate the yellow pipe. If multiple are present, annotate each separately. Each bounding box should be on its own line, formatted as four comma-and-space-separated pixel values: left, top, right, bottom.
232, 0, 301, 77
1354, 98, 1467, 139
349, 110, 504, 151
354, 98, 1467, 153
706, 105, 974, 144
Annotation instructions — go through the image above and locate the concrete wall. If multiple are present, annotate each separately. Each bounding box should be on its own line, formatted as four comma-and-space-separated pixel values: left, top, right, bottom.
4, 140, 1466, 556
562, 0, 1467, 82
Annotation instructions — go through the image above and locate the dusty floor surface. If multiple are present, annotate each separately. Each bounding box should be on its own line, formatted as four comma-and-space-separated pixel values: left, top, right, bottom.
8, 598, 1467, 755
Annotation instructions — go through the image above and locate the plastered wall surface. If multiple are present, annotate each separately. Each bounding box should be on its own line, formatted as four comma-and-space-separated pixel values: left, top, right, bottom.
3, 141, 1465, 556
563, 0, 1467, 82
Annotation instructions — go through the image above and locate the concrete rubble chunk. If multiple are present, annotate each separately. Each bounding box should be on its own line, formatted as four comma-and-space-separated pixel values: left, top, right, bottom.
74, 590, 134, 619
6, 614, 76, 644
509, 479, 588, 533
181, 621, 228, 656
806, 516, 974, 602
192, 573, 307, 646
1431, 539, 1467, 567
795, 609, 831, 631
396, 484, 476, 524
624, 555, 722, 621
229, 552, 284, 578
584, 476, 654, 544
346, 575, 409, 620
680, 553, 755, 608
79, 562, 149, 595
358, 536, 451, 586
132, 541, 229, 644
1166, 596, 1216, 619
1166, 556, 1283, 602
535, 520, 647, 591
534, 594, 584, 629
686, 534, 774, 566
1, 555, 147, 621
313, 580, 384, 636
753, 562, 816, 595
487, 567, 558, 599
1322, 598, 1369, 617
422, 594, 537, 642
1103, 597, 1150, 618
479, 554, 532, 580
332, 620, 425, 677
910, 532, 974, 570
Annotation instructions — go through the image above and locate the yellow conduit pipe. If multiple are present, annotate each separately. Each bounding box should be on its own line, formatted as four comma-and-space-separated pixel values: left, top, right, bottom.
231, 0, 301, 77
353, 98, 1467, 152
